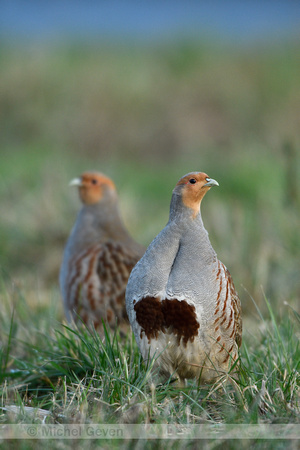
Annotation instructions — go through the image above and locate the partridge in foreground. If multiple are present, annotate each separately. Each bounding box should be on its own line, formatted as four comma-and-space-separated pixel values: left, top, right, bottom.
126, 172, 242, 384
60, 172, 144, 333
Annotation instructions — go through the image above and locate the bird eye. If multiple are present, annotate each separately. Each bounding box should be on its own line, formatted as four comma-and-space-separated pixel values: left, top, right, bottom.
91, 179, 98, 185
189, 178, 197, 184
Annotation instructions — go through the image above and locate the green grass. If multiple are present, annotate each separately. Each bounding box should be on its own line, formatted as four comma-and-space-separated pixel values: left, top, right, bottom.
0, 280, 299, 448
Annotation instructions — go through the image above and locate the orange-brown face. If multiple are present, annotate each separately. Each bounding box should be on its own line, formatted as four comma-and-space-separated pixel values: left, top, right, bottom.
175, 172, 219, 215
70, 172, 116, 205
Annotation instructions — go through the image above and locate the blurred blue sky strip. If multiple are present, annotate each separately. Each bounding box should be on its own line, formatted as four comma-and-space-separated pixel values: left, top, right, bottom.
1, 0, 300, 45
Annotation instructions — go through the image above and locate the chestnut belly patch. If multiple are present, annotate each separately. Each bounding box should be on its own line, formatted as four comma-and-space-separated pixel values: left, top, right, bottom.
134, 296, 200, 345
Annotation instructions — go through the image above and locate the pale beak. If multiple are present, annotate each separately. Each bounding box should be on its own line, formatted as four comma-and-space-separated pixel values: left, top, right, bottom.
204, 178, 219, 187
69, 177, 82, 187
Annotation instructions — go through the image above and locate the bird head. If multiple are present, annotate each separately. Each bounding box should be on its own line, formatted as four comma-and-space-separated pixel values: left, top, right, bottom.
69, 172, 117, 205
173, 172, 219, 217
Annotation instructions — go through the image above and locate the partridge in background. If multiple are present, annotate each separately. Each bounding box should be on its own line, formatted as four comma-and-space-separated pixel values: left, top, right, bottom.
60, 172, 144, 333
126, 172, 242, 384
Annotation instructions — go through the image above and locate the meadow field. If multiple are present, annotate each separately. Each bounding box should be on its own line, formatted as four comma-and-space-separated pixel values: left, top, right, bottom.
0, 39, 299, 448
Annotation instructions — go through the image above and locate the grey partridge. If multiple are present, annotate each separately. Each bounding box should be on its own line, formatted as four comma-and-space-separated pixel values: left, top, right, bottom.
126, 172, 242, 384
60, 172, 144, 333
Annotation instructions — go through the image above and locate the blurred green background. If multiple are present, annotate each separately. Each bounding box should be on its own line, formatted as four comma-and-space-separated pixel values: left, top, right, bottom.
0, 5, 300, 321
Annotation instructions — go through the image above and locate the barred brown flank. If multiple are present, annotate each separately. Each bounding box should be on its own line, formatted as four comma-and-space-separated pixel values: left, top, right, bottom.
225, 310, 233, 330
215, 275, 223, 306
67, 251, 86, 306
218, 342, 226, 353
87, 282, 96, 311
84, 248, 98, 283
69, 243, 142, 327
222, 280, 229, 311
74, 247, 98, 309
216, 262, 221, 279
220, 315, 227, 326
222, 344, 234, 364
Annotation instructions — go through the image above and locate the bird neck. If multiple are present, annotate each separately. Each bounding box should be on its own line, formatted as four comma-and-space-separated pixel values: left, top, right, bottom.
169, 192, 201, 223
91, 202, 124, 232
74, 198, 129, 248
168, 192, 214, 255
